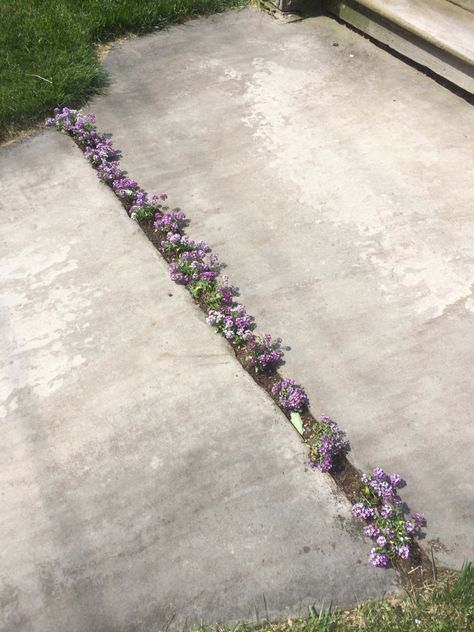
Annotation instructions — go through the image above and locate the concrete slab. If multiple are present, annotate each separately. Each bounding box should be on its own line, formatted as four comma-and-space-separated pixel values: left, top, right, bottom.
90, 7, 474, 568
0, 130, 397, 632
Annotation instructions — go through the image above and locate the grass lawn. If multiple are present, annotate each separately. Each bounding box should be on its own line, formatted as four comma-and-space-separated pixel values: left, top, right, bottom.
0, 0, 245, 143
200, 563, 473, 632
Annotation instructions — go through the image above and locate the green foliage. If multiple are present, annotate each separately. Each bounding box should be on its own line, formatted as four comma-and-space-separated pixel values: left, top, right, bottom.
188, 279, 224, 309
0, 0, 246, 142
197, 563, 473, 631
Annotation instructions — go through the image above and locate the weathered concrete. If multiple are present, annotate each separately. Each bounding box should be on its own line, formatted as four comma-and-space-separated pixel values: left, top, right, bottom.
90, 7, 474, 568
447, 0, 474, 13
323, 0, 474, 93
0, 130, 397, 632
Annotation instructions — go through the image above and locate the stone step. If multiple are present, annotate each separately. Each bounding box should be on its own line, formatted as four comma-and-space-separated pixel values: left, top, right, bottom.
447, 0, 474, 14
323, 0, 474, 93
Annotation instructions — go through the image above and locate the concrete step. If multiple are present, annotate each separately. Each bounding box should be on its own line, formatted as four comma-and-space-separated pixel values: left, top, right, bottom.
323, 0, 474, 93
447, 0, 474, 14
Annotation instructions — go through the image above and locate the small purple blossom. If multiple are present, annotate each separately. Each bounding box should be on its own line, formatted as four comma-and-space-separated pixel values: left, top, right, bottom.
368, 548, 390, 568
390, 473, 402, 487
244, 333, 283, 373
272, 378, 308, 412
217, 276, 236, 306
354, 467, 426, 568
380, 504, 393, 518
169, 251, 220, 285
411, 512, 426, 527
162, 232, 210, 255
365, 468, 402, 503
207, 304, 254, 344
97, 161, 123, 184
154, 210, 187, 233
352, 503, 374, 520
373, 467, 385, 481
363, 524, 380, 538
112, 177, 139, 195
307, 416, 348, 473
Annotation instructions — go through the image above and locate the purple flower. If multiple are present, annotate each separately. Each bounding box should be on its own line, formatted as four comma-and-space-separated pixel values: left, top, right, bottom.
97, 161, 123, 184
372, 467, 385, 481
154, 210, 186, 233
364, 468, 402, 504
352, 503, 374, 520
390, 473, 402, 487
380, 504, 393, 518
161, 232, 210, 255
207, 304, 254, 344
244, 333, 283, 373
218, 276, 236, 306
112, 177, 139, 194
169, 250, 220, 285
355, 465, 426, 568
368, 548, 390, 568
410, 512, 426, 527
272, 378, 308, 412
397, 545, 410, 559
363, 524, 380, 538
307, 416, 348, 473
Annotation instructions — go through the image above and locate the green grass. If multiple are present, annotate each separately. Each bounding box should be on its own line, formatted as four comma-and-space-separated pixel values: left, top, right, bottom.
0, 0, 245, 143
199, 563, 473, 632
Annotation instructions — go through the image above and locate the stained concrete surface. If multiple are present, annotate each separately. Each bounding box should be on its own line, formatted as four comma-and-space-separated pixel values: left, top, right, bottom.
0, 131, 397, 632
89, 7, 474, 568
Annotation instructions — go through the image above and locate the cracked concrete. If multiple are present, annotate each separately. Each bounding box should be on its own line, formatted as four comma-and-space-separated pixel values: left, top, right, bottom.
0, 130, 397, 631
89, 7, 474, 568
1, 6, 473, 630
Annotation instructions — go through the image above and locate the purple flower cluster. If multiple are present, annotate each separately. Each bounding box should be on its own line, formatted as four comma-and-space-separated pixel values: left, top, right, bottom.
353, 503, 375, 520
216, 276, 235, 306
169, 251, 220, 285
154, 209, 186, 233
47, 108, 427, 571
112, 177, 139, 198
368, 548, 391, 568
306, 415, 348, 472
46, 108, 95, 135
244, 333, 283, 373
207, 304, 254, 344
272, 378, 308, 412
360, 468, 404, 503
353, 467, 426, 567
46, 107, 164, 221
161, 232, 210, 255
